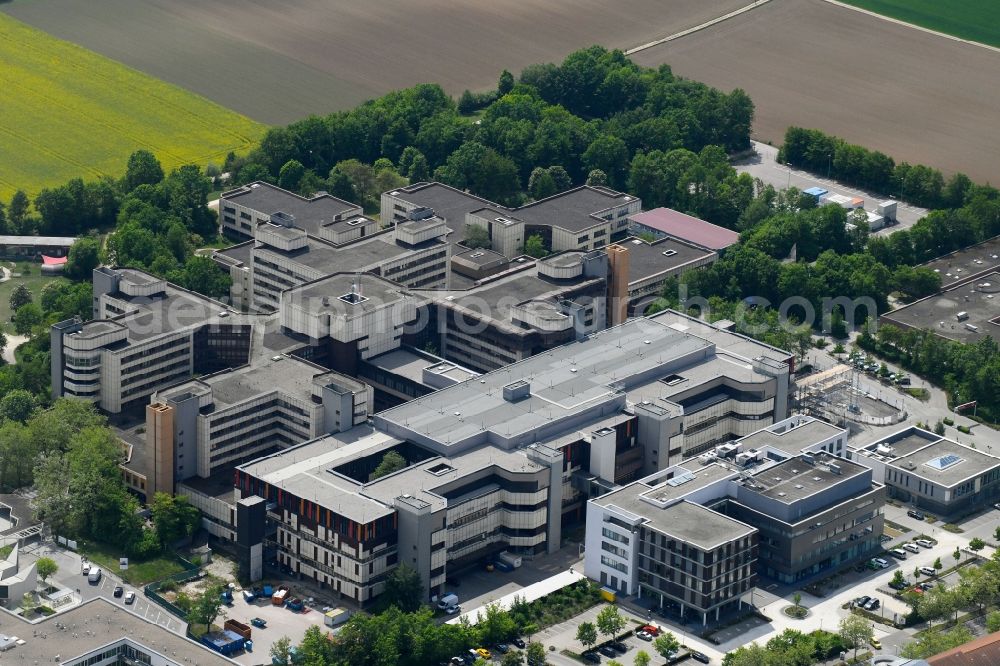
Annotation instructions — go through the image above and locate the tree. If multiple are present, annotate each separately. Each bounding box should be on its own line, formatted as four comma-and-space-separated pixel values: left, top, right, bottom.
653, 633, 680, 660
934, 557, 943, 570
175, 255, 231, 298
547, 166, 572, 192
12, 303, 43, 335
498, 70, 515, 96
582, 135, 629, 188
187, 582, 226, 634
270, 636, 292, 665
35, 556, 58, 583
575, 621, 597, 651
0, 390, 37, 423
478, 603, 517, 645
934, 420, 946, 436
891, 570, 906, 589
66, 237, 102, 281
9, 191, 30, 232
901, 626, 972, 659
9, 284, 32, 312
383, 563, 423, 612
278, 159, 307, 192
969, 537, 985, 553
458, 90, 477, 115
995, 526, 1000, 542
528, 168, 557, 200
123, 150, 165, 192
371, 451, 407, 480
987, 610, 1000, 633
464, 224, 491, 250
634, 650, 651, 666
150, 493, 200, 549
586, 169, 608, 187
525, 641, 546, 665
792, 592, 802, 609
839, 613, 874, 661
595, 605, 625, 642
501, 651, 525, 666
722, 642, 772, 666
524, 234, 548, 258
954, 547, 961, 563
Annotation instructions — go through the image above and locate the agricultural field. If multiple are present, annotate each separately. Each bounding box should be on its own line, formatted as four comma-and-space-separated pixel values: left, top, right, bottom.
837, 0, 1000, 48
631, 0, 1000, 185
0, 12, 265, 200
1, 0, 749, 125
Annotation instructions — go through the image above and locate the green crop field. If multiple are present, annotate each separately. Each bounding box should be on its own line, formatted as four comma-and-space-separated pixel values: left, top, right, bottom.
840, 0, 1000, 48
0, 13, 266, 200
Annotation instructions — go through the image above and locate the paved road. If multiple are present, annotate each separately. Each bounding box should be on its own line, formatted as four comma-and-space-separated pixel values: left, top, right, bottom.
735, 142, 929, 234
22, 542, 186, 635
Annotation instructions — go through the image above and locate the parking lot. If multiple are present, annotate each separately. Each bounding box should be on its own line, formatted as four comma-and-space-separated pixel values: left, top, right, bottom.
735, 142, 929, 233
227, 592, 329, 665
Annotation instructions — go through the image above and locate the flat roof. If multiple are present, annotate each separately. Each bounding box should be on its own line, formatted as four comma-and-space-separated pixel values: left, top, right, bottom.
515, 186, 635, 232
881, 274, 1000, 344
391, 182, 635, 243
630, 208, 739, 250
286, 273, 409, 315
627, 500, 754, 550
865, 428, 1000, 487
0, 235, 77, 245
254, 233, 417, 274
647, 310, 793, 365
106, 270, 239, 342
238, 426, 400, 523
222, 181, 358, 235
621, 236, 716, 284
747, 454, 867, 503
365, 348, 478, 386
920, 235, 1000, 289
736, 417, 845, 455
162, 355, 353, 411
375, 317, 713, 451
360, 445, 544, 512
0, 597, 233, 665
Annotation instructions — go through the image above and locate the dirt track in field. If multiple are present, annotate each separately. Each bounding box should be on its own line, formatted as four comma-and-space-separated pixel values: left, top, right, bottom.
630, 0, 1000, 184
1, 0, 749, 125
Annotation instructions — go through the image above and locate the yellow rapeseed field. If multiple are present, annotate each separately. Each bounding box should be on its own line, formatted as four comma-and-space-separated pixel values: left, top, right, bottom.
0, 13, 266, 199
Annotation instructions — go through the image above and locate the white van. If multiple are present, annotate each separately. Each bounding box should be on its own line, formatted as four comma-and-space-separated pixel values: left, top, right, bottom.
88, 567, 102, 584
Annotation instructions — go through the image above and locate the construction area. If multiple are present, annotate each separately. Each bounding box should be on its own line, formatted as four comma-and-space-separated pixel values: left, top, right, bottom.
795, 365, 905, 427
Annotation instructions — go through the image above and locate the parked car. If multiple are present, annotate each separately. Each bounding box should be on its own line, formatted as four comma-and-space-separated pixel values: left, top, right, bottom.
855, 596, 871, 608
474, 648, 492, 659
124, 591, 135, 604
445, 605, 461, 615
636, 630, 653, 641
919, 566, 937, 576
873, 557, 890, 569
640, 625, 660, 636
903, 543, 920, 553
907, 510, 925, 520
610, 641, 628, 653
450, 657, 467, 666
82, 563, 91, 575
871, 638, 882, 650
918, 582, 934, 591
512, 638, 526, 649
864, 598, 881, 611
113, 585, 124, 598
889, 548, 908, 559
582, 652, 601, 664
915, 539, 934, 549
889, 579, 908, 590
691, 651, 711, 664
250, 617, 267, 628
598, 646, 617, 658
494, 644, 509, 654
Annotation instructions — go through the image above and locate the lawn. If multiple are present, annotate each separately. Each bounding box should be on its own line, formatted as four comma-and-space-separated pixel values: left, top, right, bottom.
839, 0, 1000, 48
0, 13, 266, 200
80, 541, 188, 586
0, 262, 66, 324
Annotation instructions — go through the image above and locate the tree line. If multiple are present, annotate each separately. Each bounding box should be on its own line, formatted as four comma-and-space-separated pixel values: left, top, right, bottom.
221, 45, 754, 222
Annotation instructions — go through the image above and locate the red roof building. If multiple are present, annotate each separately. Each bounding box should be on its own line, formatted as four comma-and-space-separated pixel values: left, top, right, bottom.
629, 208, 739, 251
